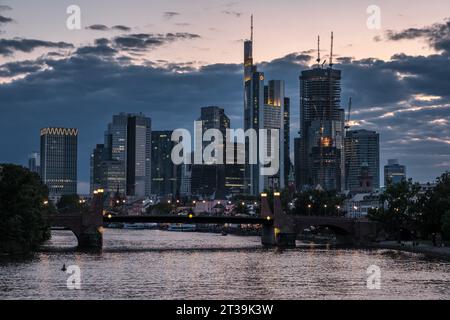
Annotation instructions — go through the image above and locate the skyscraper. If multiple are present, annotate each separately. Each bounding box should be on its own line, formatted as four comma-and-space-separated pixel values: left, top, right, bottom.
283, 97, 291, 186
101, 113, 151, 197
345, 129, 380, 193
244, 16, 264, 196
244, 17, 285, 194
191, 106, 230, 198
384, 159, 407, 186
40, 127, 78, 201
298, 35, 345, 192
225, 142, 245, 196
28, 152, 40, 175
151, 130, 179, 197
126, 114, 152, 197
262, 80, 285, 191
90, 144, 108, 194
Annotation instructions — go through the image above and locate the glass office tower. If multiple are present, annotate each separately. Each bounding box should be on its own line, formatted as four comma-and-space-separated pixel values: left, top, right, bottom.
40, 127, 78, 201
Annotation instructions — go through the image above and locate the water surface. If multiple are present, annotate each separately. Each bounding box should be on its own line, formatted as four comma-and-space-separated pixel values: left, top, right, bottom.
0, 229, 449, 300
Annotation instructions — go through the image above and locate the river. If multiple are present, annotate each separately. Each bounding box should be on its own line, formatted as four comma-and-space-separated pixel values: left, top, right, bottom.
0, 229, 449, 300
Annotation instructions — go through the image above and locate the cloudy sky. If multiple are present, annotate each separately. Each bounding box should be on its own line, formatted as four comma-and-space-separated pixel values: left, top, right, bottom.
0, 0, 449, 193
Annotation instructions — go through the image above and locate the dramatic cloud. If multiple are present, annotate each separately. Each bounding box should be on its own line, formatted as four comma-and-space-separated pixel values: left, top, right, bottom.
86, 24, 109, 31
112, 25, 131, 32
0, 15, 13, 24
0, 38, 73, 56
112, 33, 201, 52
163, 12, 180, 20
1, 21, 450, 190
222, 10, 243, 18
86, 24, 132, 32
0, 59, 45, 77
385, 18, 450, 53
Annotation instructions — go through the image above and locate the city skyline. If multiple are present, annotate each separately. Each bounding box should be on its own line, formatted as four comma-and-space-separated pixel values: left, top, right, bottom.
0, 1, 449, 193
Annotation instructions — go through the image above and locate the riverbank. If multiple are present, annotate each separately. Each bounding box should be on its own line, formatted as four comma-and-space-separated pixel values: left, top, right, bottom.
367, 241, 450, 261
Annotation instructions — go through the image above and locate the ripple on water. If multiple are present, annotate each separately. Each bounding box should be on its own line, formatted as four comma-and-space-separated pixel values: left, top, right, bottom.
0, 229, 449, 300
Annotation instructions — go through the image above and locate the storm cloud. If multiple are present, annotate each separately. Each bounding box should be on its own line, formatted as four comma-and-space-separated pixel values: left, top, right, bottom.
385, 18, 450, 53
0, 38, 73, 56
0, 27, 450, 191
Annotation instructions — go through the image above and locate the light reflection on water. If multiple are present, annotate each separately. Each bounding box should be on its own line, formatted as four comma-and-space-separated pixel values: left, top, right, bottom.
0, 229, 449, 300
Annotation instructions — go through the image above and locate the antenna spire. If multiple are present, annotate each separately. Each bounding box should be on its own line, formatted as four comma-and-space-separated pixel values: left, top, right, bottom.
329, 31, 334, 68
316, 35, 321, 66
251, 15, 254, 42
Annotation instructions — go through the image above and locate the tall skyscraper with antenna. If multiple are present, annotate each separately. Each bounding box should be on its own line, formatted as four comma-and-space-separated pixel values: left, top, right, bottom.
243, 16, 286, 195
244, 15, 265, 195
297, 32, 345, 192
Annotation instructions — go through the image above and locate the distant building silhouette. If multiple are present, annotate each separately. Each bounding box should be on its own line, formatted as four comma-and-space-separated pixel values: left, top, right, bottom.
90, 143, 125, 195
92, 113, 151, 197
384, 159, 406, 186
345, 129, 380, 193
151, 130, 180, 197
191, 106, 229, 198
28, 151, 40, 175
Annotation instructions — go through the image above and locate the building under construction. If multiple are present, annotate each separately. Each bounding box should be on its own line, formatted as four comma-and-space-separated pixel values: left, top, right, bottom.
297, 34, 345, 192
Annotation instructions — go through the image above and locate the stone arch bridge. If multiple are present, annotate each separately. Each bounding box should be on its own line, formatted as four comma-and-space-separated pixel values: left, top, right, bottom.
45, 192, 377, 249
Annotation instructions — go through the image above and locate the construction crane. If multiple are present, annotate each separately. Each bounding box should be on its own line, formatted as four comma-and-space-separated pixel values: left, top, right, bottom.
345, 97, 352, 131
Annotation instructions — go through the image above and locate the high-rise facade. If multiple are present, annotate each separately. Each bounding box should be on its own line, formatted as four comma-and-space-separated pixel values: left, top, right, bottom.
28, 152, 40, 175
384, 159, 407, 186
243, 18, 285, 195
262, 80, 285, 191
345, 130, 380, 193
40, 127, 78, 201
94, 113, 151, 197
90, 144, 108, 194
225, 142, 245, 196
283, 97, 291, 185
244, 17, 264, 196
298, 51, 345, 192
151, 130, 179, 197
90, 143, 126, 195
191, 106, 230, 198
125, 115, 152, 196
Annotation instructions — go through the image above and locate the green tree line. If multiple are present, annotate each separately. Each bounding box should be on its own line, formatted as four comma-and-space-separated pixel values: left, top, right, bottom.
369, 172, 450, 242
0, 164, 51, 255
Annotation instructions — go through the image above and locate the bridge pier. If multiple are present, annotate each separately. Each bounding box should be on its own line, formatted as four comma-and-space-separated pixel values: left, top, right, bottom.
46, 190, 104, 250
260, 192, 296, 248
77, 227, 103, 250
261, 224, 277, 247
77, 191, 104, 250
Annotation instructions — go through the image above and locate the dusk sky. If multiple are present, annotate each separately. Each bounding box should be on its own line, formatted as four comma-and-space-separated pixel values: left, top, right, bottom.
1, 0, 449, 193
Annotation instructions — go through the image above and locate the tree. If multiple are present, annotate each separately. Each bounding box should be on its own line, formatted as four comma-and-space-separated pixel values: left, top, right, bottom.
0, 164, 51, 254
57, 194, 87, 213
291, 189, 344, 216
441, 211, 450, 241
418, 172, 450, 238
368, 179, 421, 241
234, 202, 249, 215
263, 189, 292, 212
146, 203, 173, 215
